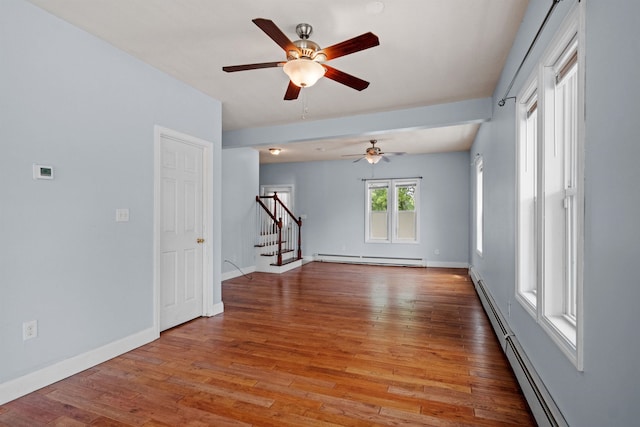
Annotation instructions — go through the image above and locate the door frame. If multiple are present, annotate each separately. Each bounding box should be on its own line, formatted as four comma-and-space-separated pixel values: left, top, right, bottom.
260, 184, 295, 212
153, 126, 214, 334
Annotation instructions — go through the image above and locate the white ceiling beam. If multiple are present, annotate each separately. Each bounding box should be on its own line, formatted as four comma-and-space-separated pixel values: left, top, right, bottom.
222, 97, 493, 148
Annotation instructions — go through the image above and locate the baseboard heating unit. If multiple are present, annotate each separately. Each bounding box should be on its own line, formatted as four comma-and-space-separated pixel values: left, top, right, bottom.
315, 253, 425, 267
469, 267, 568, 427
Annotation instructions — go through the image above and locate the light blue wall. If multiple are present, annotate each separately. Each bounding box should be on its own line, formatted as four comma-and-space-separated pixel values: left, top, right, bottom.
0, 0, 221, 384
221, 148, 259, 274
260, 152, 469, 266
470, 0, 640, 425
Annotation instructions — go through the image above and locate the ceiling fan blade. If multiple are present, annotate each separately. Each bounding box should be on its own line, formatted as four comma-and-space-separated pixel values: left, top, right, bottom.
252, 18, 298, 53
322, 32, 380, 61
323, 65, 370, 91
284, 81, 301, 100
222, 61, 284, 72
382, 156, 391, 163
353, 157, 365, 163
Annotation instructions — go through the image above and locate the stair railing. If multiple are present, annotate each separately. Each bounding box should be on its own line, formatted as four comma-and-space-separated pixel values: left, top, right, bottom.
256, 192, 302, 266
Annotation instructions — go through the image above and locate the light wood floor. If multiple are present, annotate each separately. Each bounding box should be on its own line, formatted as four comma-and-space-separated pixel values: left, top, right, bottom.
0, 262, 534, 426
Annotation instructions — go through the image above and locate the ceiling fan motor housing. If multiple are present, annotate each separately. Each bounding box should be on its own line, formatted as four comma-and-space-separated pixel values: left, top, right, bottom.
296, 23, 313, 39
366, 140, 381, 155
288, 24, 326, 62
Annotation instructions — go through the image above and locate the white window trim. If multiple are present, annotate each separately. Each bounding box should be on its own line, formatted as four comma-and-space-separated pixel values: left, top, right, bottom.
475, 156, 484, 256
393, 179, 420, 244
540, 3, 584, 371
365, 180, 391, 243
365, 179, 420, 244
515, 75, 538, 319
514, 3, 584, 371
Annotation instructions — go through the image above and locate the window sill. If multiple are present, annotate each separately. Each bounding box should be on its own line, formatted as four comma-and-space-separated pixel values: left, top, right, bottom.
544, 314, 577, 347
516, 290, 537, 318
365, 239, 391, 244
541, 313, 580, 370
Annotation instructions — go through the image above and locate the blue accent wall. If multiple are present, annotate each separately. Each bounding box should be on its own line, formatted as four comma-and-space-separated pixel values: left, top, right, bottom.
0, 0, 222, 384
260, 152, 470, 266
221, 148, 259, 274
470, 1, 640, 425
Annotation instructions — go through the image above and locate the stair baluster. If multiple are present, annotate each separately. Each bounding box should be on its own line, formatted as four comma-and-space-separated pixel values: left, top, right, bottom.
255, 192, 303, 267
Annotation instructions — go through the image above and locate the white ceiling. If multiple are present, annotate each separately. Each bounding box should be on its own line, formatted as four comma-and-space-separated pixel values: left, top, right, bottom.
27, 0, 528, 162
258, 123, 480, 164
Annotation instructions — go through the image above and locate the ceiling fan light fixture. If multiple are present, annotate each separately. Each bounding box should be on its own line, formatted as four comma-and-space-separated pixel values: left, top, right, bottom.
269, 148, 282, 155
283, 58, 326, 88
366, 154, 382, 164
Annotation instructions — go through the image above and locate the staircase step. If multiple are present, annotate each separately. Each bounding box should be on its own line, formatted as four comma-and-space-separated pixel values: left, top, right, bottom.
260, 249, 293, 257
271, 257, 300, 267
254, 241, 287, 248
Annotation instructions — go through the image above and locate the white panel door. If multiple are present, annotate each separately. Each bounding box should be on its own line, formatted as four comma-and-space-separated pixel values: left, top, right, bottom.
160, 135, 204, 331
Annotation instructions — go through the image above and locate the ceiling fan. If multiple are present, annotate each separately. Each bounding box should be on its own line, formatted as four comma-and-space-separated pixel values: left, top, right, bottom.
222, 18, 379, 100
343, 140, 405, 164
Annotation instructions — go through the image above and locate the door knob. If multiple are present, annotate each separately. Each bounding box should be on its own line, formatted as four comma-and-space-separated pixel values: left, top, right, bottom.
196, 238, 205, 244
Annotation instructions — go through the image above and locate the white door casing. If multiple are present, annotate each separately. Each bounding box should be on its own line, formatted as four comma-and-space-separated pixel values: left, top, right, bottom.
260, 185, 294, 213
154, 126, 212, 332
260, 184, 294, 228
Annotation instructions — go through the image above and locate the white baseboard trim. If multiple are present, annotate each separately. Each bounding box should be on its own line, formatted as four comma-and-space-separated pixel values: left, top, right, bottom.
221, 265, 256, 281
210, 302, 224, 316
256, 259, 302, 274
0, 326, 158, 405
425, 261, 469, 268
314, 253, 426, 267
468, 266, 568, 427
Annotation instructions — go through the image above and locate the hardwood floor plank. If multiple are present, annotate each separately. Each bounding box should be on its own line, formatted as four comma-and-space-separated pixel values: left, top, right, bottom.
0, 263, 534, 426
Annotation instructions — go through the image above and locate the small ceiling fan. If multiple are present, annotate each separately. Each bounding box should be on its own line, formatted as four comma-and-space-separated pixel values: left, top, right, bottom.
222, 18, 379, 100
343, 140, 405, 164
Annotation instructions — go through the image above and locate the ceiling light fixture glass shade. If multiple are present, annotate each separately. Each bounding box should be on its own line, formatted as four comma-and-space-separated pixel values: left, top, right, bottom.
366, 154, 382, 164
269, 148, 281, 155
283, 59, 326, 88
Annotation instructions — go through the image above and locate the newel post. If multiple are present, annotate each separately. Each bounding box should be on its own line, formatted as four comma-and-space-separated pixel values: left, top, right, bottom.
277, 217, 283, 266
272, 192, 278, 225
297, 216, 302, 260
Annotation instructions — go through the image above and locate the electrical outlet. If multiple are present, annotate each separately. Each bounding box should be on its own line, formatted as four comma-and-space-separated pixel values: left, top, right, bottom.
434, 249, 440, 255
23, 320, 38, 340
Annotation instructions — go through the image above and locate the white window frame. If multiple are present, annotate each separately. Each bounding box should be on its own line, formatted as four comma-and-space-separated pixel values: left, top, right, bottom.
365, 180, 391, 243
514, 4, 584, 370
365, 179, 420, 244
475, 156, 484, 256
516, 77, 538, 317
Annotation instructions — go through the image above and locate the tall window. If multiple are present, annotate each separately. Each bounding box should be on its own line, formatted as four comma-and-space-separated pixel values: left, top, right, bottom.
367, 182, 389, 241
549, 48, 579, 322
475, 157, 483, 256
366, 179, 419, 243
515, 6, 583, 369
517, 87, 538, 313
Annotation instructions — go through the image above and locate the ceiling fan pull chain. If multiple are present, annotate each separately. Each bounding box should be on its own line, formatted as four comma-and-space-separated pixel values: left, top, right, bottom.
301, 89, 309, 120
